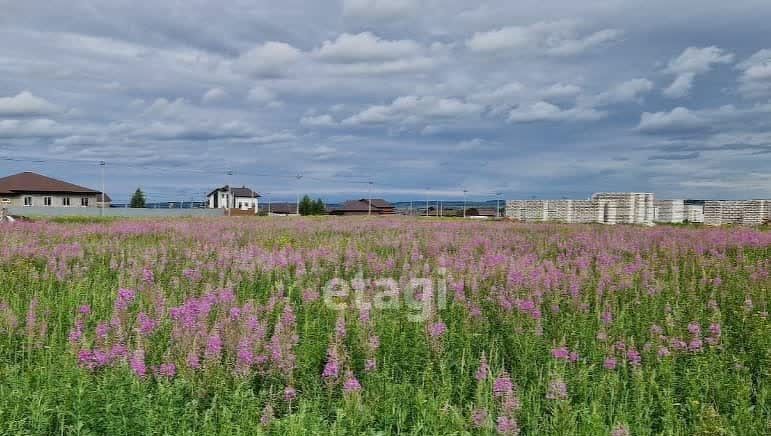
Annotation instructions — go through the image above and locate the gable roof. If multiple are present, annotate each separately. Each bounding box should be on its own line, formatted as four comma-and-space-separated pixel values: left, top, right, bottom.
0, 172, 100, 195
358, 198, 394, 209
207, 185, 260, 198
336, 200, 372, 212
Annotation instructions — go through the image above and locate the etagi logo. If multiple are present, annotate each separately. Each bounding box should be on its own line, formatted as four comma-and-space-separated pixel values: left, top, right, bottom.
322, 268, 448, 322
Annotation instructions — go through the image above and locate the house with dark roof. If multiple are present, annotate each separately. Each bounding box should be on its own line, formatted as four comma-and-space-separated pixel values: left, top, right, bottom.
258, 202, 299, 216
0, 171, 110, 208
330, 198, 395, 216
207, 185, 260, 210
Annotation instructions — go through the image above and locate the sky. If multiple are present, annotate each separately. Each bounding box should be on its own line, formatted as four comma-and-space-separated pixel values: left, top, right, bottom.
1, 0, 770, 203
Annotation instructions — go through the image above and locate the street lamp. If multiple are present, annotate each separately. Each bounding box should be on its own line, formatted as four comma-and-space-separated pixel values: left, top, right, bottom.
463, 189, 468, 218
495, 192, 503, 218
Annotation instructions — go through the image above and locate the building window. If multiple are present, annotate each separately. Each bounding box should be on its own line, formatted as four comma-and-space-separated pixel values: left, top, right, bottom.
81, 197, 89, 207
44, 196, 52, 206
62, 197, 70, 206
24, 196, 32, 206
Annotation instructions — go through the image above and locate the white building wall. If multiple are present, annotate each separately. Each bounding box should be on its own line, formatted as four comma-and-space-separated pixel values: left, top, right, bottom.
0, 193, 101, 208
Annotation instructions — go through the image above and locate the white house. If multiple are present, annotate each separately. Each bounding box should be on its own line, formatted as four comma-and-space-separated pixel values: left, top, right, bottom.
207, 185, 259, 210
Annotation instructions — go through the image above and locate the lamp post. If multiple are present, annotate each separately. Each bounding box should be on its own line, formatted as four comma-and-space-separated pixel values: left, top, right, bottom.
295, 174, 303, 216
495, 192, 503, 218
99, 161, 105, 217
463, 189, 468, 218
367, 181, 373, 216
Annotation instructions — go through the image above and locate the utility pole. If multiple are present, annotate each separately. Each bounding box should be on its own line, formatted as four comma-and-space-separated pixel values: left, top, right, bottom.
367, 181, 373, 216
463, 189, 468, 218
496, 192, 503, 218
226, 170, 234, 217
99, 161, 105, 217
425, 188, 429, 217
409, 200, 413, 216
295, 174, 303, 215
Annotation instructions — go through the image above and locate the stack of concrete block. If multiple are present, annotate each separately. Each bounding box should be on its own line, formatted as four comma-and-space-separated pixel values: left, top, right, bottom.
685, 204, 705, 223
522, 200, 547, 222
591, 193, 655, 226
569, 200, 600, 223
505, 200, 524, 221
654, 200, 686, 223
704, 200, 769, 226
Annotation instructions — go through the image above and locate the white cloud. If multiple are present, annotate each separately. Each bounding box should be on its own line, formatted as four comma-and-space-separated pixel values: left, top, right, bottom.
662, 46, 733, 98
343, 95, 482, 125
737, 49, 771, 98
0, 118, 70, 138
541, 83, 583, 99
342, 0, 416, 21
590, 78, 654, 105
316, 32, 422, 63
662, 73, 695, 98
301, 114, 337, 127
466, 21, 622, 56
637, 107, 708, 134
508, 101, 606, 123
202, 87, 228, 103
469, 82, 525, 105
232, 41, 301, 78
325, 57, 436, 76
0, 91, 61, 116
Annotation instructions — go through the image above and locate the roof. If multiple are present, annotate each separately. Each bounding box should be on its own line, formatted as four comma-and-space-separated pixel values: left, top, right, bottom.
260, 202, 297, 214
97, 193, 112, 202
0, 172, 100, 195
358, 198, 394, 209
335, 200, 372, 212
207, 185, 260, 198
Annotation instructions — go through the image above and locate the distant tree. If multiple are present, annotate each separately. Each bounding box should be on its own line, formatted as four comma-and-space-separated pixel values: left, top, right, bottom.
298, 195, 313, 216
312, 198, 325, 215
130, 188, 146, 208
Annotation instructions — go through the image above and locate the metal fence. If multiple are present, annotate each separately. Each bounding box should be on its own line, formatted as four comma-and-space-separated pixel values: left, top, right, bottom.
7, 207, 224, 218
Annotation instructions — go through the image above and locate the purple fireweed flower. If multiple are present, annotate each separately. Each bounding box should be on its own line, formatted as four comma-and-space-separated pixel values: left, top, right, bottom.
546, 379, 568, 401
154, 363, 176, 378
604, 357, 617, 370
78, 305, 91, 315
601, 310, 613, 325
687, 322, 701, 337
302, 289, 320, 303
229, 307, 241, 321
471, 408, 488, 429
568, 351, 579, 363
658, 346, 671, 357
186, 351, 201, 369
204, 332, 223, 361
129, 349, 147, 377
627, 348, 642, 367
429, 321, 447, 338
496, 415, 520, 435
551, 346, 570, 360
476, 353, 490, 382
501, 394, 521, 414
688, 338, 703, 352
284, 386, 297, 402
115, 289, 136, 311
365, 358, 377, 372
136, 312, 156, 336
343, 373, 362, 394
335, 316, 347, 339
260, 404, 273, 427
368, 335, 380, 351
493, 373, 514, 398
142, 268, 154, 284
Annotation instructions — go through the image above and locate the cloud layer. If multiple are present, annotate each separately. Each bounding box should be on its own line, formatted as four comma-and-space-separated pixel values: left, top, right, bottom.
1, 1, 770, 201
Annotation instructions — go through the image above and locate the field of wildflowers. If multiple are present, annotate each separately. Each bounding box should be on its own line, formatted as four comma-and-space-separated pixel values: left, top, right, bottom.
0, 218, 769, 435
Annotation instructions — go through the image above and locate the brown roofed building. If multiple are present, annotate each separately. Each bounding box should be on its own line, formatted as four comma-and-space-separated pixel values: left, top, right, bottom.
0, 171, 109, 208
330, 199, 395, 215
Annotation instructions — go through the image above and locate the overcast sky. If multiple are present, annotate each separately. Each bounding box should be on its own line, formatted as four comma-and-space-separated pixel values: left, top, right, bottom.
1, 0, 770, 202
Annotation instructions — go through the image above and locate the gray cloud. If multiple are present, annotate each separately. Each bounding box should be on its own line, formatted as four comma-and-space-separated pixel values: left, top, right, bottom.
1, 1, 771, 201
